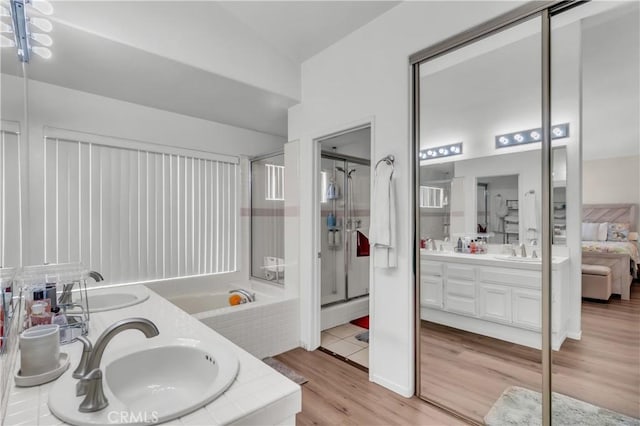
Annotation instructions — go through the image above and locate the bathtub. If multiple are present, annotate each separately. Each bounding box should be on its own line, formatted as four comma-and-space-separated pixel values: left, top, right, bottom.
147, 276, 299, 359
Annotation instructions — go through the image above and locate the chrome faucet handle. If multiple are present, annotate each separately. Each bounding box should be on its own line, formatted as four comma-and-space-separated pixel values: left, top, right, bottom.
430, 239, 437, 251
73, 336, 93, 379
78, 369, 108, 413
532, 250, 538, 259
510, 247, 517, 257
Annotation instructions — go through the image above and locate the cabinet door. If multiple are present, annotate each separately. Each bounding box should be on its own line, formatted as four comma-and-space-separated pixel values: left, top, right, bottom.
512, 288, 541, 330
420, 276, 443, 308
420, 260, 443, 277
479, 283, 512, 323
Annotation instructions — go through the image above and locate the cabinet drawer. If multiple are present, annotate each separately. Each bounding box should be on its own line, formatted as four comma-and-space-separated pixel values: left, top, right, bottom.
444, 295, 476, 315
479, 267, 540, 287
421, 260, 443, 277
447, 264, 475, 281
420, 276, 443, 308
446, 278, 475, 298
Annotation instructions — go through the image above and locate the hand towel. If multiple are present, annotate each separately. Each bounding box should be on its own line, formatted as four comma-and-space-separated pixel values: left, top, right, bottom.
493, 194, 507, 232
370, 161, 397, 268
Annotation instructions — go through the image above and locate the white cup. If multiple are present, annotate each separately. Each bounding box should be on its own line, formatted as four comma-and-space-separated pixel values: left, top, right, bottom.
19, 324, 60, 376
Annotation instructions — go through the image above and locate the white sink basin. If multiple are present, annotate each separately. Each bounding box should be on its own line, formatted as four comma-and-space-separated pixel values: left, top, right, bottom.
49, 340, 239, 425
86, 286, 149, 312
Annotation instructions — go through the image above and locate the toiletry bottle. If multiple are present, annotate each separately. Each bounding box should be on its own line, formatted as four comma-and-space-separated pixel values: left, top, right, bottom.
51, 307, 68, 342
327, 212, 336, 228
470, 240, 476, 254
457, 237, 463, 252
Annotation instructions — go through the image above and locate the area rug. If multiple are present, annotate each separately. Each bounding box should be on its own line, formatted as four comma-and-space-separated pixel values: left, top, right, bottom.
262, 357, 308, 385
485, 386, 640, 426
355, 331, 369, 343
350, 315, 369, 329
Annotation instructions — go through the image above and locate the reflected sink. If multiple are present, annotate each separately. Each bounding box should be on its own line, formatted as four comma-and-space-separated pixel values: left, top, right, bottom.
49, 340, 239, 425
494, 255, 558, 263
86, 286, 149, 312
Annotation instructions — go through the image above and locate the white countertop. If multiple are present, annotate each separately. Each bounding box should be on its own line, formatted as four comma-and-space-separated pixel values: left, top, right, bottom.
420, 249, 569, 270
4, 286, 301, 426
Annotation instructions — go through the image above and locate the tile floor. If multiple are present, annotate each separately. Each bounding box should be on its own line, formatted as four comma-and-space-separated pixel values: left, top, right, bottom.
321, 323, 369, 368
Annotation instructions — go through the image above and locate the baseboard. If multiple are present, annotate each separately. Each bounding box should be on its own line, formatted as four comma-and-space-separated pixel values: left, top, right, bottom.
567, 330, 582, 340
371, 374, 414, 398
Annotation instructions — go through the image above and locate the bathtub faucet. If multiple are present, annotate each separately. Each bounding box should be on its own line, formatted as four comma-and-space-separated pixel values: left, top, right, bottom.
229, 289, 255, 303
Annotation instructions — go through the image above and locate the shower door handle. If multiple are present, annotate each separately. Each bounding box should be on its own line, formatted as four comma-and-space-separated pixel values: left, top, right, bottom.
317, 252, 322, 259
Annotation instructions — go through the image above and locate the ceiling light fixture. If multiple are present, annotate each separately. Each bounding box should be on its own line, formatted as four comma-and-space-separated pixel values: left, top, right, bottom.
420, 142, 463, 161
1, 0, 54, 62
495, 123, 569, 149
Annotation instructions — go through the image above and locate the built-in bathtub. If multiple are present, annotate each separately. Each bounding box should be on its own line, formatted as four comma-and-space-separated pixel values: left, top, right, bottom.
147, 275, 299, 359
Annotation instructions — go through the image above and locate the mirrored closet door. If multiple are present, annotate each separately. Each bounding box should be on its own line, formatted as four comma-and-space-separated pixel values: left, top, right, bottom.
413, 2, 640, 425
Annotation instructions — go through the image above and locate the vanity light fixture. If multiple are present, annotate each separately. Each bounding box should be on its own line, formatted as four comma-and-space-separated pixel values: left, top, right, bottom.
1, 0, 54, 62
495, 123, 569, 148
420, 142, 463, 160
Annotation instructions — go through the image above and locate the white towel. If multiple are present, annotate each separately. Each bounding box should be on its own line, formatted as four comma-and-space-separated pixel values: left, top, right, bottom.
493, 194, 507, 232
523, 191, 537, 241
370, 161, 397, 268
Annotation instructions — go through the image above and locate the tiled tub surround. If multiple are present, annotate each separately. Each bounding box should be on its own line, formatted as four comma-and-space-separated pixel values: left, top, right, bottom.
3, 285, 301, 426
151, 279, 299, 360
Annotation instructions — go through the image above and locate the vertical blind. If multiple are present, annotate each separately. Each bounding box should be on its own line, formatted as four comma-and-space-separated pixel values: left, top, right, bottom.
0, 130, 22, 268
43, 136, 239, 284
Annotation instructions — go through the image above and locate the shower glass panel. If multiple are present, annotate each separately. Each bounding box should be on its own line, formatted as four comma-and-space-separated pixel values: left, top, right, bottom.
417, 16, 543, 424
251, 153, 285, 284
551, 2, 640, 420
320, 155, 370, 306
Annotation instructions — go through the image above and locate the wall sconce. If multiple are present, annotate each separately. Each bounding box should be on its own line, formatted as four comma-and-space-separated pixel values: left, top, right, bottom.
495, 123, 569, 148
419, 142, 463, 160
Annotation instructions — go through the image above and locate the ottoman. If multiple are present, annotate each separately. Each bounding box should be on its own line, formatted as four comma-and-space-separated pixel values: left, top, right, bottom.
581, 264, 612, 301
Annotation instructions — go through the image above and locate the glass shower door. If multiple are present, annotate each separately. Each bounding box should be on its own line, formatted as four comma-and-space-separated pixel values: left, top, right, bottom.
345, 160, 370, 299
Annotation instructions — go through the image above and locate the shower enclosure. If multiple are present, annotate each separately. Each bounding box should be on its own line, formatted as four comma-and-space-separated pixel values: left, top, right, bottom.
320, 153, 370, 306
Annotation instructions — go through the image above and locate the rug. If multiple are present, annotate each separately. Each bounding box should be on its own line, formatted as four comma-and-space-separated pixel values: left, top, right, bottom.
350, 315, 369, 329
262, 357, 308, 385
355, 331, 369, 343
485, 386, 640, 426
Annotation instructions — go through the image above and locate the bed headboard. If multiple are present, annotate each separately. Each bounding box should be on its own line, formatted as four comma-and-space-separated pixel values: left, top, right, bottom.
583, 204, 638, 232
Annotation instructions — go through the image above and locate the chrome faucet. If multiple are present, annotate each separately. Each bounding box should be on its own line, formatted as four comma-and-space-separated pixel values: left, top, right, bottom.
519, 243, 528, 258
229, 289, 255, 303
59, 270, 104, 306
75, 318, 159, 413
429, 239, 437, 251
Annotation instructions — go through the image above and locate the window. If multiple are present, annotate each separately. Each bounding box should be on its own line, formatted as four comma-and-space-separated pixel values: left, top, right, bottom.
41, 132, 239, 284
420, 186, 443, 208
251, 154, 284, 284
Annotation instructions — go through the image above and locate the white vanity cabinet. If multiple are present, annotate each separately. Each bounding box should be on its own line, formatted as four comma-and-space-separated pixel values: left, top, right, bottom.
419, 252, 569, 350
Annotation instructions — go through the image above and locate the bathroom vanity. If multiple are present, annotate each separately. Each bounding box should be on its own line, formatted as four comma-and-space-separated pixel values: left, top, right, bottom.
3, 286, 301, 425
420, 250, 570, 350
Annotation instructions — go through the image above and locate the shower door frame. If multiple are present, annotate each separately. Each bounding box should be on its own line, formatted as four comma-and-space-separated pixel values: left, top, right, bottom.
411, 1, 583, 424
320, 151, 371, 306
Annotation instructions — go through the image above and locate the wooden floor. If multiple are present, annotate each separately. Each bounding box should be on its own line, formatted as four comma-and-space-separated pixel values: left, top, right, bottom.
276, 348, 467, 426
420, 283, 640, 423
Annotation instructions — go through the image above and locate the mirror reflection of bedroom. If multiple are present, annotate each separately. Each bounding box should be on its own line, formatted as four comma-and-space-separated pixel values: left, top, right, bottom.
417, 2, 639, 423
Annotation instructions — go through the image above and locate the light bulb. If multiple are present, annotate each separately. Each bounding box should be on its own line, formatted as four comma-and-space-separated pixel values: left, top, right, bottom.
29, 0, 54, 15
552, 127, 564, 137
450, 146, 459, 153
443, 149, 449, 155
31, 32, 52, 46
427, 150, 433, 156
30, 17, 52, 32
438, 148, 445, 154
1, 22, 12, 33
32, 45, 51, 59
514, 134, 524, 142
530, 131, 541, 140
499, 136, 509, 145
0, 34, 15, 47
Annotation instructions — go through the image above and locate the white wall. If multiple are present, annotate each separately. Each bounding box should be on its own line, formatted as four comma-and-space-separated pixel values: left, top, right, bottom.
1, 74, 285, 273
583, 156, 640, 227
288, 1, 527, 397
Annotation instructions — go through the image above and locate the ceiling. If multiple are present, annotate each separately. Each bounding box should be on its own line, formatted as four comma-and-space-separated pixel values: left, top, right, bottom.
218, 1, 400, 63
1, 1, 401, 138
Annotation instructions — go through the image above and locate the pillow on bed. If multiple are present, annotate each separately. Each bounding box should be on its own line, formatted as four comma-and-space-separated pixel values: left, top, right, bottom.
582, 222, 600, 241
607, 222, 630, 241
597, 222, 608, 241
